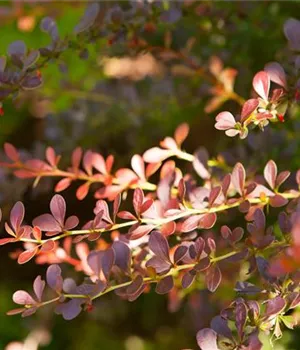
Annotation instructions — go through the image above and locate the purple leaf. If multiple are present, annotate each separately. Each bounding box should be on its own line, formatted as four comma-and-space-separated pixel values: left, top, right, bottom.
50, 194, 66, 226
126, 275, 144, 296
252, 71, 270, 100
156, 276, 174, 294
112, 241, 131, 274
33, 276, 45, 302
182, 271, 196, 289
208, 186, 221, 207
234, 281, 262, 294
148, 231, 170, 262
210, 316, 232, 339
8, 40, 26, 57
64, 215, 79, 230
235, 302, 248, 339
55, 299, 83, 320
205, 264, 222, 292
284, 18, 300, 50
33, 213, 61, 232
146, 257, 171, 274
46, 264, 63, 292
10, 201, 25, 232
87, 250, 104, 277
173, 245, 188, 264
74, 3, 100, 34
101, 248, 115, 280
194, 257, 211, 272
196, 328, 218, 350
264, 296, 286, 319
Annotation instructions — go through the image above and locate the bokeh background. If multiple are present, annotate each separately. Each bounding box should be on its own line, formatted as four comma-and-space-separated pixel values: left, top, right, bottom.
1, 1, 300, 349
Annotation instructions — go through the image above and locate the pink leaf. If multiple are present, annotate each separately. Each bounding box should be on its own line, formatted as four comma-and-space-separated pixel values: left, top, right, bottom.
232, 163, 246, 196
131, 154, 146, 181
241, 99, 259, 122
0, 237, 15, 245
264, 160, 277, 189
92, 153, 107, 175
215, 111, 236, 130
133, 188, 144, 216
143, 147, 173, 163
252, 71, 270, 100
181, 214, 203, 232
13, 290, 36, 305
64, 215, 79, 230
117, 211, 137, 220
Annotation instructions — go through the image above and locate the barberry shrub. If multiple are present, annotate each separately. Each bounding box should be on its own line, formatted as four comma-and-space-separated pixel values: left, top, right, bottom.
1, 2, 300, 349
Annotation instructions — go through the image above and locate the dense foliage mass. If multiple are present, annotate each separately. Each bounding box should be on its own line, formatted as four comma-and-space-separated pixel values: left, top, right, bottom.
1, 2, 300, 349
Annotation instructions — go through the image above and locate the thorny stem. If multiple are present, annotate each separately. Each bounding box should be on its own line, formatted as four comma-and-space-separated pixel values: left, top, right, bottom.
19, 190, 300, 245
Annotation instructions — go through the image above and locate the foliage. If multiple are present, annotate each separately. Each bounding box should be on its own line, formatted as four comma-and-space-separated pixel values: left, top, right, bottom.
1, 2, 300, 350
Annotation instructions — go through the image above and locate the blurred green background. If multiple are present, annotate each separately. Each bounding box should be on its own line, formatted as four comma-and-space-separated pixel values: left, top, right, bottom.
1, 1, 300, 349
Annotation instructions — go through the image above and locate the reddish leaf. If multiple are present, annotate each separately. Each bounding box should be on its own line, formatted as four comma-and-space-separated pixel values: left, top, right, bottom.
76, 182, 90, 200
71, 147, 83, 170
133, 188, 144, 216
117, 211, 137, 220
174, 123, 189, 146
205, 264, 222, 292
55, 178, 72, 192
221, 173, 231, 197
113, 194, 121, 222
64, 215, 79, 230
18, 247, 38, 264
129, 224, 155, 240
198, 213, 217, 229
241, 99, 259, 122
0, 237, 15, 245
46, 147, 58, 167
181, 214, 203, 232
92, 153, 107, 175
140, 199, 154, 214
4, 143, 19, 161
160, 221, 176, 236
40, 240, 55, 252
208, 186, 221, 207
194, 257, 211, 272
264, 296, 286, 319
